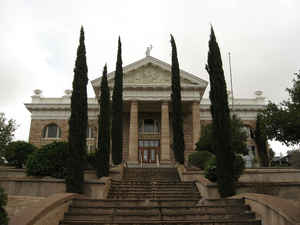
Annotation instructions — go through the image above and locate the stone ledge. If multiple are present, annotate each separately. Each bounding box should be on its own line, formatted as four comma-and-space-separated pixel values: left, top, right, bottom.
231, 193, 300, 225
9, 193, 79, 225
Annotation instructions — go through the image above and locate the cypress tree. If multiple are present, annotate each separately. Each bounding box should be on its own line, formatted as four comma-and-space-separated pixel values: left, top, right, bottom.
111, 37, 123, 165
205, 26, 235, 197
66, 26, 88, 193
254, 114, 269, 167
96, 64, 111, 177
170, 34, 185, 164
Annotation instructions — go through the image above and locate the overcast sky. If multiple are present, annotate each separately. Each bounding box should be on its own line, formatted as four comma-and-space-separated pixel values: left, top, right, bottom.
1, 0, 299, 155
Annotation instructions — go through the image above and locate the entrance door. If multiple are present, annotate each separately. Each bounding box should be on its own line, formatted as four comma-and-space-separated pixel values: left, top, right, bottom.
138, 140, 160, 163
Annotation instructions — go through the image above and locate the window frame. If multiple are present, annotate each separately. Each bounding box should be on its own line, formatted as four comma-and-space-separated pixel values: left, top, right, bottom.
42, 124, 61, 139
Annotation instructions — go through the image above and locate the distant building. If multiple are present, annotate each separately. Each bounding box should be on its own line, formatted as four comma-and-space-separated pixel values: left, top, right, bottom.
25, 55, 266, 166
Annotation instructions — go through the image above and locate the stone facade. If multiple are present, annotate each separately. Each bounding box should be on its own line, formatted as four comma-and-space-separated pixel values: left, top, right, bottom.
25, 55, 266, 166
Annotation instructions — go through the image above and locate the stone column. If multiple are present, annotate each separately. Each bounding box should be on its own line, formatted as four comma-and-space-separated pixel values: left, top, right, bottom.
128, 101, 138, 164
192, 101, 201, 149
160, 102, 171, 164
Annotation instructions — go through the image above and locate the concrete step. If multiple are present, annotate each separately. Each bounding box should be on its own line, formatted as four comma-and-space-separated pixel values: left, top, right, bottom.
69, 205, 249, 215
72, 198, 201, 207
61, 218, 261, 225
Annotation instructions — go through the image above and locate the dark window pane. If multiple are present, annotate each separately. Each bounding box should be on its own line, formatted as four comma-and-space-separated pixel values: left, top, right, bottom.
47, 124, 58, 138
144, 119, 154, 132
154, 121, 160, 133
139, 120, 143, 132
139, 140, 143, 147
151, 150, 156, 161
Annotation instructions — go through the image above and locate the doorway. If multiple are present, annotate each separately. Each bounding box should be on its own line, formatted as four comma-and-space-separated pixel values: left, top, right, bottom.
138, 140, 160, 163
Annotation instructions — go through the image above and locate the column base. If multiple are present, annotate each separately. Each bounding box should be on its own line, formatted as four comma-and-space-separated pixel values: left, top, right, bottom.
126, 160, 140, 168
159, 160, 173, 167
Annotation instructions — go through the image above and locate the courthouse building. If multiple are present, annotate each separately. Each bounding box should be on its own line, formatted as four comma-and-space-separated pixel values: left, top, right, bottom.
25, 55, 266, 166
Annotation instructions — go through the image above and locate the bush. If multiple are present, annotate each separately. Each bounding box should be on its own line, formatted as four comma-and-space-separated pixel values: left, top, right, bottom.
26, 142, 69, 178
205, 154, 245, 183
204, 155, 217, 182
188, 151, 214, 169
4, 141, 37, 168
0, 187, 8, 225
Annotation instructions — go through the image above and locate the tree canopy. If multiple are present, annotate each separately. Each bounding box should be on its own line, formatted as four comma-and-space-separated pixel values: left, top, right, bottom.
66, 26, 88, 194
261, 71, 300, 146
111, 37, 124, 165
97, 64, 110, 177
196, 115, 248, 156
0, 113, 17, 158
170, 34, 185, 164
205, 26, 235, 197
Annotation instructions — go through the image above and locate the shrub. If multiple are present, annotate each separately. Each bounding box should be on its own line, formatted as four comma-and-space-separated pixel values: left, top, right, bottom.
188, 151, 214, 169
26, 142, 69, 178
204, 156, 217, 182
0, 187, 8, 225
4, 141, 37, 168
205, 154, 245, 183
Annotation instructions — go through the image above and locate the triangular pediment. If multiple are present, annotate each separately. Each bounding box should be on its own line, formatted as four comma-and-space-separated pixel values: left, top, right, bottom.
91, 56, 208, 89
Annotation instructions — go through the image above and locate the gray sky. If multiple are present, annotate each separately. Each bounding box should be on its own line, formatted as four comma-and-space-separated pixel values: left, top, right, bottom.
1, 0, 299, 155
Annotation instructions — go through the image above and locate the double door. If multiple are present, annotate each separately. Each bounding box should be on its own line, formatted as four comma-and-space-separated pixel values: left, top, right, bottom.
138, 139, 160, 163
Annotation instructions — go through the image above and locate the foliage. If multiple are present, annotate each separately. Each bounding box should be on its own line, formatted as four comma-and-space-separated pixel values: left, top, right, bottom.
204, 156, 217, 182
196, 115, 248, 155
0, 113, 17, 159
4, 141, 37, 168
0, 187, 8, 225
97, 64, 111, 177
205, 26, 235, 197
111, 37, 124, 165
26, 142, 69, 178
188, 151, 214, 169
254, 114, 269, 167
261, 71, 300, 146
66, 26, 88, 193
288, 149, 300, 169
205, 154, 245, 183
170, 34, 185, 164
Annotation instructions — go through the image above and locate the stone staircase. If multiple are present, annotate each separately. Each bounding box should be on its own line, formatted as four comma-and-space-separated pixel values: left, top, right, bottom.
60, 168, 261, 225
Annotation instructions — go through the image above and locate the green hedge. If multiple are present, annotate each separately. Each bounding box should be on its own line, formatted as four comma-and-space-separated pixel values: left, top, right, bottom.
4, 141, 37, 168
26, 142, 69, 178
205, 154, 245, 183
188, 151, 214, 169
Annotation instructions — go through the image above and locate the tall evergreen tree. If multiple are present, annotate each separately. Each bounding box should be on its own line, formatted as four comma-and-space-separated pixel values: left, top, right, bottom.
111, 37, 123, 165
205, 26, 235, 197
170, 34, 185, 164
96, 64, 111, 177
66, 26, 88, 193
254, 114, 269, 167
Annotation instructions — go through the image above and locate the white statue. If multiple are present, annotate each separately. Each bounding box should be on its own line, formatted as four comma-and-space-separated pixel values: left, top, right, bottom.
146, 45, 153, 57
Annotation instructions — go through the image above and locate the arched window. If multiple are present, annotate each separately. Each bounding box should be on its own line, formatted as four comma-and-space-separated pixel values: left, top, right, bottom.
42, 124, 61, 138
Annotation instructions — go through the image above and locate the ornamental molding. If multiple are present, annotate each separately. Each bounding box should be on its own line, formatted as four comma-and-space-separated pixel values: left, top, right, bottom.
91, 56, 208, 93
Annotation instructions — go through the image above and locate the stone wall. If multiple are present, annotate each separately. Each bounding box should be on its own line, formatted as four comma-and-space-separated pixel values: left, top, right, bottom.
178, 166, 300, 200
8, 193, 78, 225
231, 193, 300, 225
0, 177, 107, 198
28, 119, 97, 148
